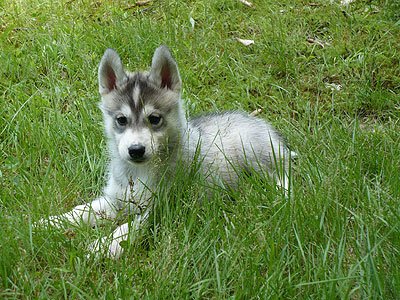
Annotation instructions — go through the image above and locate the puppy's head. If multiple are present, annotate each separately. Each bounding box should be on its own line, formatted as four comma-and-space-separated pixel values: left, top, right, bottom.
98, 45, 184, 164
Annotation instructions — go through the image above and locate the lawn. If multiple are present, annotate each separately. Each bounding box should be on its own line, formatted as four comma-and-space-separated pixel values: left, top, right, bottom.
1, 0, 399, 298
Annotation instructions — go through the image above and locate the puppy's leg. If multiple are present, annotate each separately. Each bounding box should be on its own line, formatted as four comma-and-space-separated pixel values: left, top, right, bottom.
89, 211, 149, 259
274, 151, 296, 196
275, 160, 295, 197
276, 173, 289, 192
40, 196, 118, 228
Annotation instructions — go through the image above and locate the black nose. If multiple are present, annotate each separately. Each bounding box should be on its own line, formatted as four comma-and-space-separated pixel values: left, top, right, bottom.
128, 144, 146, 160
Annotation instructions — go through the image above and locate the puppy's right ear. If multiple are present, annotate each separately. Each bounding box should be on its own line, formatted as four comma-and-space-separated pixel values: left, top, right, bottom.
98, 49, 127, 95
149, 45, 181, 93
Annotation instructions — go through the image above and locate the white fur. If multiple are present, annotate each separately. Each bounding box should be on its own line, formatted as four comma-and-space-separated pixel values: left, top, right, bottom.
39, 45, 295, 259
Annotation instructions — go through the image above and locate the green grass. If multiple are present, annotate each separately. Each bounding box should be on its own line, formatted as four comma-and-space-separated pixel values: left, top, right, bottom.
1, 0, 400, 298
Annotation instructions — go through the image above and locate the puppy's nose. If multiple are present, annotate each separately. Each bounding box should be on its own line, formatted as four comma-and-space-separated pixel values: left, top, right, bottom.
128, 144, 146, 160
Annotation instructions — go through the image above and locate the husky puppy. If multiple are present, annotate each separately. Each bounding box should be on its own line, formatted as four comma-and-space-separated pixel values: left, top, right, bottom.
41, 45, 295, 258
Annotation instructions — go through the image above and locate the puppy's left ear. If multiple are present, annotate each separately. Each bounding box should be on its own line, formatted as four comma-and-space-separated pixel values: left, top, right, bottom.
149, 45, 181, 93
98, 48, 127, 95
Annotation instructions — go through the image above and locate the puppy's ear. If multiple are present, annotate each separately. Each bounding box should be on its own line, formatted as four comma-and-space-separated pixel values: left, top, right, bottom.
98, 49, 127, 95
149, 45, 181, 93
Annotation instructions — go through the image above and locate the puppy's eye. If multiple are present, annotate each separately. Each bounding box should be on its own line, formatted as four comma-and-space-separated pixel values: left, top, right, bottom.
148, 115, 162, 126
116, 116, 128, 126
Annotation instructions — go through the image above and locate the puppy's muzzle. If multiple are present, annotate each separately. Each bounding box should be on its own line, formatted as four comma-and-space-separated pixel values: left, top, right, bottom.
128, 144, 146, 162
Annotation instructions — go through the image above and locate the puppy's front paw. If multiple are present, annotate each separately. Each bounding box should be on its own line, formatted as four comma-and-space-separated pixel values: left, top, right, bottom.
88, 236, 123, 259
108, 239, 124, 259
35, 215, 66, 230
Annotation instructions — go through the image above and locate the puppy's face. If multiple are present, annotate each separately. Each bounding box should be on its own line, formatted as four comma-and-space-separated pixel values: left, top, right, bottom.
102, 74, 182, 164
98, 46, 182, 164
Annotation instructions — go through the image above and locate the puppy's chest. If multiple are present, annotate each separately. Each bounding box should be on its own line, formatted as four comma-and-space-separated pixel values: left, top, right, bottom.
108, 169, 155, 204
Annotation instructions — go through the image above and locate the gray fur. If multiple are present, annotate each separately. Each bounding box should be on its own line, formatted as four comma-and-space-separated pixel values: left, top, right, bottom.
40, 45, 295, 259
149, 45, 181, 92
98, 48, 128, 95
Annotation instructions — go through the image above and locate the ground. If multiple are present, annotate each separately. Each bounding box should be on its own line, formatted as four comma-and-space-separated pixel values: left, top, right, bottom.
0, 0, 399, 298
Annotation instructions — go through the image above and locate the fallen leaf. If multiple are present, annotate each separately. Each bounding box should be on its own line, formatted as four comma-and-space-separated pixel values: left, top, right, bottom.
325, 83, 342, 91
307, 38, 330, 48
124, 0, 155, 10
250, 109, 262, 116
189, 17, 195, 29
340, 0, 356, 6
239, 0, 253, 8
136, 0, 153, 6
236, 38, 254, 46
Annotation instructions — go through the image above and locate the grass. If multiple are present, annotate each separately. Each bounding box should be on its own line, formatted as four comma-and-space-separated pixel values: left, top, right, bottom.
1, 0, 400, 298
